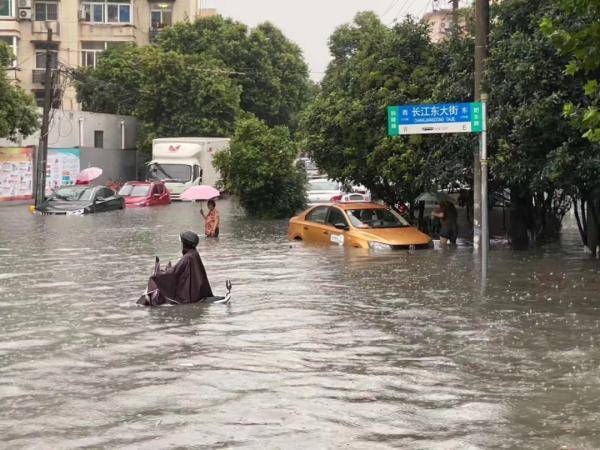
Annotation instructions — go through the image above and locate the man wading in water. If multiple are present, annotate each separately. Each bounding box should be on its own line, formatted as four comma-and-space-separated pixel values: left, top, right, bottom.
431, 200, 458, 245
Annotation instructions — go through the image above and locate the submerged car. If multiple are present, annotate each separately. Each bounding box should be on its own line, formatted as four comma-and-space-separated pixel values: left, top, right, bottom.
118, 181, 170, 207
39, 186, 124, 215
288, 202, 432, 250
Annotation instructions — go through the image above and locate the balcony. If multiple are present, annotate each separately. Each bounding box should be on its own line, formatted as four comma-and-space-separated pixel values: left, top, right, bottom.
32, 69, 56, 85
79, 22, 136, 41
149, 27, 162, 43
0, 18, 20, 35
31, 20, 60, 37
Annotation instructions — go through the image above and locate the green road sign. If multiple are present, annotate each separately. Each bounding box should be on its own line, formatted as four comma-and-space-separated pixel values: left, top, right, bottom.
388, 102, 485, 135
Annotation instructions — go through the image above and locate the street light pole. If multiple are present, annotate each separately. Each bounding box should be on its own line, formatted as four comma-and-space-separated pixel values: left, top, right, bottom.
473, 0, 489, 249
34, 27, 53, 210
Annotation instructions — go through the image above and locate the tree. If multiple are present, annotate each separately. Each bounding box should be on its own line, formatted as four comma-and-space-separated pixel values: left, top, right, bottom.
0, 42, 38, 139
214, 116, 306, 218
541, 0, 600, 142
158, 16, 311, 128
300, 12, 439, 212
72, 44, 141, 116
486, 0, 596, 246
541, 0, 600, 254
73, 46, 241, 151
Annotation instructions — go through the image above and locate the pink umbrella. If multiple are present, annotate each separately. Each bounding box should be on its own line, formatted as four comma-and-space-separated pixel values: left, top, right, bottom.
181, 185, 220, 201
76, 167, 103, 183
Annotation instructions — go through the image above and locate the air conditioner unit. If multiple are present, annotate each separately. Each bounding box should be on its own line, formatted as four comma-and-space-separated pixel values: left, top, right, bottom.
78, 9, 87, 21
18, 8, 32, 20
18, 0, 31, 8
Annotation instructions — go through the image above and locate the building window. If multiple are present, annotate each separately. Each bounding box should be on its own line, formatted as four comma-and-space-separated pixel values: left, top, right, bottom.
33, 89, 62, 108
81, 41, 105, 68
150, 3, 172, 29
35, 49, 58, 69
94, 130, 104, 148
34, 1, 57, 21
0, 0, 12, 17
81, 41, 124, 68
0, 36, 17, 66
83, 1, 131, 24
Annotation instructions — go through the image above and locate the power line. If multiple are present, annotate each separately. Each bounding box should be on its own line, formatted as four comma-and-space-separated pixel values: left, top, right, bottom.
380, 0, 401, 19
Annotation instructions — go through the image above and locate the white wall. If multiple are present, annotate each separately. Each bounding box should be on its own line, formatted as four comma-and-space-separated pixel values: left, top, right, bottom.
0, 109, 139, 150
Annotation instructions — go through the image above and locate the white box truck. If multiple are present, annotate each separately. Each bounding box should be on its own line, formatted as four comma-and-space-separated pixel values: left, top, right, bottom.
147, 137, 230, 200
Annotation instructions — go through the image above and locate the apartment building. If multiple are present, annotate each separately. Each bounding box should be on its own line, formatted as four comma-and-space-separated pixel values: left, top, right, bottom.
0, 0, 215, 110
422, 9, 464, 43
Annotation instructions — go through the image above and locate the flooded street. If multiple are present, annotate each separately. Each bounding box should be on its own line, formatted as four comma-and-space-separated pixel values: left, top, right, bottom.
1, 199, 599, 449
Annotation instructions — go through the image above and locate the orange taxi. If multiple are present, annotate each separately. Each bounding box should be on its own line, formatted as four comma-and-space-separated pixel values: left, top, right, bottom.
288, 202, 432, 250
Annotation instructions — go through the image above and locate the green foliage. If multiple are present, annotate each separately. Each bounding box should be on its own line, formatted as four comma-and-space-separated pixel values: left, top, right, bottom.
158, 16, 311, 128
486, 0, 597, 242
214, 116, 306, 218
542, 0, 600, 142
73, 45, 241, 152
0, 42, 38, 139
301, 12, 439, 209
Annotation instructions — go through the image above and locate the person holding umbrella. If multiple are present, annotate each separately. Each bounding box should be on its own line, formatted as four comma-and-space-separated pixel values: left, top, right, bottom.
201, 199, 220, 238
181, 185, 221, 238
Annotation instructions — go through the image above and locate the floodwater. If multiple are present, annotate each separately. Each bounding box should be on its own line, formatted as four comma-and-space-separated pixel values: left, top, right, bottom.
0, 199, 599, 449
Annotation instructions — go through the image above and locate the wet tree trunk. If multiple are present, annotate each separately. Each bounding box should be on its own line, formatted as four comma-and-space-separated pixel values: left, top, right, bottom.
588, 189, 600, 258
573, 198, 588, 247
509, 190, 531, 249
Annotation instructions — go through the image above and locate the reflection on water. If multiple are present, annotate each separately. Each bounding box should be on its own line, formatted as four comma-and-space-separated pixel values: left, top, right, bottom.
1, 199, 599, 448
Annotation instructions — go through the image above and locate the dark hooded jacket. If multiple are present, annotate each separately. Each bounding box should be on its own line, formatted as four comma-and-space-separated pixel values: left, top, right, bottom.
139, 249, 213, 306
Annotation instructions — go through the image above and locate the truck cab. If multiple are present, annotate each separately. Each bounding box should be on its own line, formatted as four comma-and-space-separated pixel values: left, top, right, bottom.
147, 137, 230, 200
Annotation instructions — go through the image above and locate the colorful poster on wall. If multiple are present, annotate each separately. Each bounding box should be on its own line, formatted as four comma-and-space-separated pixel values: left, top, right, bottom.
46, 149, 81, 194
0, 147, 34, 202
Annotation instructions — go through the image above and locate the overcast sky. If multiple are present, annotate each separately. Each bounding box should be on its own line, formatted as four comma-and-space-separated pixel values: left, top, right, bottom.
203, 0, 436, 80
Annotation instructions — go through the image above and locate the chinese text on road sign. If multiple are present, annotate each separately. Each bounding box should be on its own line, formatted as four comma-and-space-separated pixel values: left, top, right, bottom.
388, 102, 484, 136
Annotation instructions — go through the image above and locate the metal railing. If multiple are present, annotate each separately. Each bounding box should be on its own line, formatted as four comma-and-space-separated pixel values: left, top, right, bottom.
32, 69, 57, 84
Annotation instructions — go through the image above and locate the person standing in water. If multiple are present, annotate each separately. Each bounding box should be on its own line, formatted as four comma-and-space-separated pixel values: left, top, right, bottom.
431, 199, 458, 245
201, 199, 220, 238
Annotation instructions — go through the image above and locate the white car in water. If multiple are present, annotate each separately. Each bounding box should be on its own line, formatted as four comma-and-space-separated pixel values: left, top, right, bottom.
306, 178, 344, 205
307, 178, 372, 205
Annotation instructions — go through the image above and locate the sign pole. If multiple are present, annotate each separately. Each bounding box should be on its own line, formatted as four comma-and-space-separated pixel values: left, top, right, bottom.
480, 93, 489, 277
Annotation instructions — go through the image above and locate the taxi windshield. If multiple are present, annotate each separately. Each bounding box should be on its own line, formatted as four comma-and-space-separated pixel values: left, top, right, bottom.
347, 208, 410, 229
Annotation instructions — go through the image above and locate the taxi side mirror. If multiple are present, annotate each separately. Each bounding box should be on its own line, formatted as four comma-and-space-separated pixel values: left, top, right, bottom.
334, 223, 349, 231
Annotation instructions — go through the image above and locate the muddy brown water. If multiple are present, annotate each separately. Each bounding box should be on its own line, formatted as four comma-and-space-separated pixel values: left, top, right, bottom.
1, 199, 599, 449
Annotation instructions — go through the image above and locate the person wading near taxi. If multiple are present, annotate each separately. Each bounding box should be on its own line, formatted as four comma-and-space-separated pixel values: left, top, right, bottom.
431, 200, 458, 245
201, 199, 220, 238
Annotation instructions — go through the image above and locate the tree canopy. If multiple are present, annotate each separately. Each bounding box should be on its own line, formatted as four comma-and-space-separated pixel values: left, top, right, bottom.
0, 42, 38, 139
301, 12, 440, 211
73, 45, 241, 150
158, 16, 312, 128
213, 116, 306, 218
541, 0, 600, 142
74, 15, 312, 147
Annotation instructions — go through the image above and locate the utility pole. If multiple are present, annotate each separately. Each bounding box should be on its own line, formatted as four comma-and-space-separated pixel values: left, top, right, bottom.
34, 27, 53, 210
451, 0, 459, 25
473, 0, 489, 249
